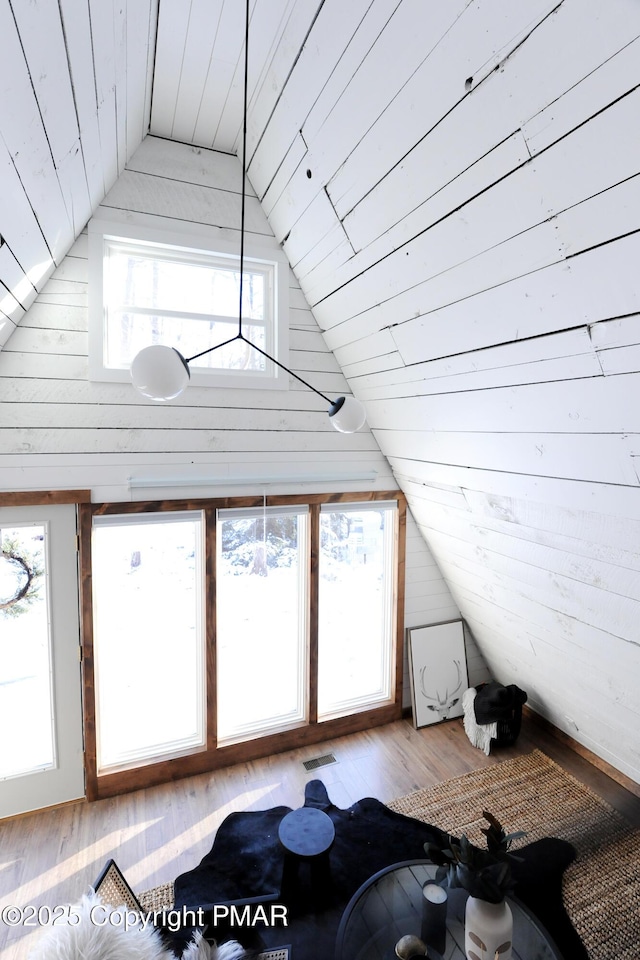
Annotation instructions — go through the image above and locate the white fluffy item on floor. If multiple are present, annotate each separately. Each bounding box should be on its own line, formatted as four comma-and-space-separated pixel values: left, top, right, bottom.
462, 687, 498, 756
27, 891, 247, 960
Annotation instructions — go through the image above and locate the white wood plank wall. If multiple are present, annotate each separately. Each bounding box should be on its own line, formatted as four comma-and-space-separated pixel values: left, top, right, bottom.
240, 0, 640, 781
1, 0, 638, 780
0, 137, 391, 500
0, 0, 157, 339
0, 136, 460, 659
403, 510, 489, 710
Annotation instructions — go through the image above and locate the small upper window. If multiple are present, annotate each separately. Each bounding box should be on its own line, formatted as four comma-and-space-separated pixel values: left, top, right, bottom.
89, 219, 289, 389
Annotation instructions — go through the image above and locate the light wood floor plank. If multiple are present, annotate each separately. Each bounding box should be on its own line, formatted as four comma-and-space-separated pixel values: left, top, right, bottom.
2, 716, 638, 958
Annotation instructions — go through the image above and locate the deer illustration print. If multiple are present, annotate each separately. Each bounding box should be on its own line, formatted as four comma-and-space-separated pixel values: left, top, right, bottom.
419, 659, 464, 720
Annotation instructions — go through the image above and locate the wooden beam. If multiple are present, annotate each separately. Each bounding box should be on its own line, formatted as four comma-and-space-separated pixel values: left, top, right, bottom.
0, 490, 91, 505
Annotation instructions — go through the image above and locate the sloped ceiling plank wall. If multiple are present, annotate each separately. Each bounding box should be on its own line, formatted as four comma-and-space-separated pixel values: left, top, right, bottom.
0, 0, 158, 348
151, 0, 325, 152
238, 0, 640, 781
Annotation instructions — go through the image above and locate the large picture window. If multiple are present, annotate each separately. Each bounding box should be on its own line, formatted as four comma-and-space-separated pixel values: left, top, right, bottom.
91, 512, 206, 772
216, 504, 309, 744
318, 501, 396, 720
80, 492, 405, 800
88, 218, 289, 389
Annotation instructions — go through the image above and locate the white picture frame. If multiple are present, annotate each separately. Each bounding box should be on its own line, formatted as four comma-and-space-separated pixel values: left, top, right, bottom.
407, 620, 469, 729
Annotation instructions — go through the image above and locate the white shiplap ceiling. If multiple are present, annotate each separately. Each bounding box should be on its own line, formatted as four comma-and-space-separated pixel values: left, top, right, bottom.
0, 0, 319, 347
150, 0, 317, 154
0, 0, 156, 345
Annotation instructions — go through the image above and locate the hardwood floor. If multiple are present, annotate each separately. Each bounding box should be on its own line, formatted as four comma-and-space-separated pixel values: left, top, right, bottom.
2, 715, 639, 958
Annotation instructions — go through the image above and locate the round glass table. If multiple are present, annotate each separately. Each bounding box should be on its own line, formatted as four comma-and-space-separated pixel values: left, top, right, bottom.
335, 860, 564, 960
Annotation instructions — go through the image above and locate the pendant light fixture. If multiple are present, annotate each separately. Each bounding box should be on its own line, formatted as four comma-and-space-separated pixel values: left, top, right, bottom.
130, 0, 366, 435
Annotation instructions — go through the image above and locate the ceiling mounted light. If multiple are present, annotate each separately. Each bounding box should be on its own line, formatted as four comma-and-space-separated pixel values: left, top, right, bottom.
129, 0, 366, 434
131, 345, 190, 401
328, 396, 367, 433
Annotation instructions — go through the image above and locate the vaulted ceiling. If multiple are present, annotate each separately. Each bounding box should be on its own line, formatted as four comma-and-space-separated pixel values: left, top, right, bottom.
1, 0, 639, 785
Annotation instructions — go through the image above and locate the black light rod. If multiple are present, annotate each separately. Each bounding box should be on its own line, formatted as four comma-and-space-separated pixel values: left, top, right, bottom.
185, 333, 243, 364
237, 0, 250, 340
247, 338, 333, 404
186, 332, 333, 404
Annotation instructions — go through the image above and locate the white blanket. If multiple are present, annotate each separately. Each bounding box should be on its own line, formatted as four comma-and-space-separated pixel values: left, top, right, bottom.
462, 687, 498, 756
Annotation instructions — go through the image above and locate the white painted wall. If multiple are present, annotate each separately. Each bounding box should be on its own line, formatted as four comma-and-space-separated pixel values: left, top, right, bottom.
403, 511, 489, 709
0, 135, 465, 696
0, 137, 393, 501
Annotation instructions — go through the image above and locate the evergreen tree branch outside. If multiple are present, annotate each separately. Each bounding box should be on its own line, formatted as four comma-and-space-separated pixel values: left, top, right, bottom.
0, 538, 43, 617
220, 511, 375, 578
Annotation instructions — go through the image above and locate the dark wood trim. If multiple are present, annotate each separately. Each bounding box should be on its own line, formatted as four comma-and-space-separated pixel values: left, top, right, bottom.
81, 491, 406, 801
88, 702, 402, 800
524, 705, 640, 799
394, 498, 407, 708
205, 508, 217, 751
78, 503, 98, 801
88, 490, 403, 517
0, 490, 91, 506
308, 503, 320, 725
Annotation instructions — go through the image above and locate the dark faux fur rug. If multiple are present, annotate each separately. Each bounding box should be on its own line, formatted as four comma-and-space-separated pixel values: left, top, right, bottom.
161, 776, 586, 959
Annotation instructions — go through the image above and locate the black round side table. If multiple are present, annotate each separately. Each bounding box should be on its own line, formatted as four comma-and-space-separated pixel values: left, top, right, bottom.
278, 807, 335, 910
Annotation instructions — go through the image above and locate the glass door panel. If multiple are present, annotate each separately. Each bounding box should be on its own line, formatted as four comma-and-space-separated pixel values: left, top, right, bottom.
1, 523, 54, 777
317, 502, 396, 719
0, 505, 84, 818
216, 506, 308, 744
91, 512, 205, 771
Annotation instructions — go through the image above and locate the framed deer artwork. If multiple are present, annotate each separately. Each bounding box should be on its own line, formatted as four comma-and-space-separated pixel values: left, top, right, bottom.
407, 619, 469, 728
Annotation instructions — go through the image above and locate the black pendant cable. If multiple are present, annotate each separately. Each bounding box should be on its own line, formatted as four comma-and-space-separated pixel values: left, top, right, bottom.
130, 0, 366, 433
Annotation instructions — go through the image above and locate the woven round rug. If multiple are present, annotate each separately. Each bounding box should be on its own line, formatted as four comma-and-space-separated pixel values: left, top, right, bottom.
387, 749, 640, 960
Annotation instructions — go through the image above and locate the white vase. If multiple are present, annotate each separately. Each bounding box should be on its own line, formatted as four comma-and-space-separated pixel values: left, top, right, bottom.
465, 896, 513, 960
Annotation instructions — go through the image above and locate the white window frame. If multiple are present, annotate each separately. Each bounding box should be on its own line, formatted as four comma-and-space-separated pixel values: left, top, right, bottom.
215, 504, 310, 746
91, 510, 207, 774
317, 500, 397, 721
88, 216, 290, 390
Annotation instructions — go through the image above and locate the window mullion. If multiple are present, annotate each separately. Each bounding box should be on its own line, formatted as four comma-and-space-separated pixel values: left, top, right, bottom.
205, 507, 217, 751
309, 503, 320, 724
111, 305, 248, 325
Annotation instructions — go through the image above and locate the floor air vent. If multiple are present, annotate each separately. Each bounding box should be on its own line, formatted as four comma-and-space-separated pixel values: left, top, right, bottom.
302, 753, 337, 771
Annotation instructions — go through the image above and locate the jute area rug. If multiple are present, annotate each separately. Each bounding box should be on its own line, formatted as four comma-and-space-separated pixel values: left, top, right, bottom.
387, 749, 639, 960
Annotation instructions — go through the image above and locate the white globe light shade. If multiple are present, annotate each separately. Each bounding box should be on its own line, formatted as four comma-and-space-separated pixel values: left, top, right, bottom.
328, 395, 367, 433
130, 345, 190, 401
